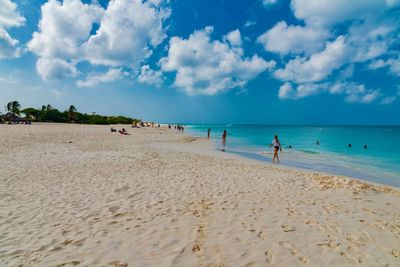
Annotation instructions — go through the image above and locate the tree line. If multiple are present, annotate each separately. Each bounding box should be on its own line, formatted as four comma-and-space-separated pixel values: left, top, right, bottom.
3, 101, 140, 125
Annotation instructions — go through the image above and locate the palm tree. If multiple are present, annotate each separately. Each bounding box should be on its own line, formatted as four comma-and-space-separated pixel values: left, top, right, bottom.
68, 105, 77, 122
5, 101, 21, 115
46, 104, 53, 111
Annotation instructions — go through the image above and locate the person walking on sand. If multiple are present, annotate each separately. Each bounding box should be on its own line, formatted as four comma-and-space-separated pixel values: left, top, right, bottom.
222, 130, 227, 146
269, 134, 282, 163
207, 128, 211, 139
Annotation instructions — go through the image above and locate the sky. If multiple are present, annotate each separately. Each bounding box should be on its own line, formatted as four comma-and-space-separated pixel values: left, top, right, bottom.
0, 0, 400, 124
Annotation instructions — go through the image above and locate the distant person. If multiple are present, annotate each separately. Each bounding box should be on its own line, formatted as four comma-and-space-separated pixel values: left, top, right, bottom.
269, 134, 282, 163
119, 128, 130, 135
222, 130, 227, 147
348, 143, 352, 148
288, 145, 292, 148
207, 128, 211, 139
111, 127, 116, 132
316, 140, 320, 145
364, 144, 368, 149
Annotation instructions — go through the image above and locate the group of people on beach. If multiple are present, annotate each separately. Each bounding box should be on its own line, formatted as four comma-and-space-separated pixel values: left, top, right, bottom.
111, 127, 130, 135
170, 124, 184, 132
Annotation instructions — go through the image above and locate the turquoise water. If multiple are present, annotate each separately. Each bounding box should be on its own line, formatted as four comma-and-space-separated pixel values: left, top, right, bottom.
186, 125, 400, 187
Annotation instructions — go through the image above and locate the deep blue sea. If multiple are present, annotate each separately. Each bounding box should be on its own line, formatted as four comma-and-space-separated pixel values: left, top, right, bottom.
186, 125, 400, 187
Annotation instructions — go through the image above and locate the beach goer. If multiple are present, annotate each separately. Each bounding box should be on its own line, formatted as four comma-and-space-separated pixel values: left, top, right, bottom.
222, 130, 227, 146
348, 143, 352, 148
316, 140, 320, 145
207, 128, 211, 139
364, 144, 368, 149
119, 128, 130, 135
269, 134, 282, 163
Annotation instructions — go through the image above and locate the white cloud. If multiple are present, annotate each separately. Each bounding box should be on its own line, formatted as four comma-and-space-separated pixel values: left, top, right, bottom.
387, 57, 400, 76
381, 96, 397, 105
37, 58, 78, 81
160, 27, 275, 95
82, 0, 169, 67
0, 0, 25, 28
274, 36, 347, 83
290, 0, 397, 27
28, 0, 103, 60
257, 0, 400, 103
138, 65, 163, 87
332, 82, 380, 104
368, 59, 387, 70
278, 82, 294, 99
244, 20, 256, 28
223, 29, 242, 47
258, 21, 329, 55
279, 81, 380, 103
0, 0, 25, 59
262, 0, 278, 6
367, 57, 400, 76
76, 68, 126, 88
28, 0, 169, 80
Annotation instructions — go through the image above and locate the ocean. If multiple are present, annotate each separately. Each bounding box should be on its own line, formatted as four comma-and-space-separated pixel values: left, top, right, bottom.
186, 125, 400, 187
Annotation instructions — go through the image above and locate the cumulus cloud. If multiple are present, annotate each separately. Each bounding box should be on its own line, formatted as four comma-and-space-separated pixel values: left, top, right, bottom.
223, 29, 242, 47
258, 21, 329, 55
138, 65, 163, 87
0, 0, 25, 58
76, 68, 126, 87
278, 82, 294, 99
28, 0, 169, 80
259, 0, 400, 103
274, 36, 347, 83
37, 58, 78, 80
331, 82, 380, 104
82, 0, 169, 67
368, 57, 400, 77
279, 81, 380, 103
290, 0, 397, 27
160, 27, 275, 95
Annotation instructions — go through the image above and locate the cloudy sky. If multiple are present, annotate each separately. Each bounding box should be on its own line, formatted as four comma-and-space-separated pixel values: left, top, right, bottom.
1, 0, 399, 124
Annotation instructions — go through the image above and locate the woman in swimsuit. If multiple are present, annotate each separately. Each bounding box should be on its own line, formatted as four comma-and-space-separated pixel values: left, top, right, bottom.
269, 134, 282, 163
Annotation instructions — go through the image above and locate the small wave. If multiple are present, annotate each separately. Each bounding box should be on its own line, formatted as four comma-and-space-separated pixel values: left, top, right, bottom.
297, 149, 320, 155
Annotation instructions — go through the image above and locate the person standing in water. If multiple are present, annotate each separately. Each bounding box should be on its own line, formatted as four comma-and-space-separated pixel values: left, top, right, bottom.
222, 130, 227, 147
207, 128, 211, 139
269, 134, 282, 163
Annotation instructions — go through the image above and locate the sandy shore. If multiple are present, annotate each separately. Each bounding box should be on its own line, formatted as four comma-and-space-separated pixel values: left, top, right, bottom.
0, 123, 399, 267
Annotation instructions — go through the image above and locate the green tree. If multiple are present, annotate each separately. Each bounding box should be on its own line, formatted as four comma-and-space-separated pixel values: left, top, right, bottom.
67, 105, 77, 122
22, 108, 40, 120
5, 101, 21, 115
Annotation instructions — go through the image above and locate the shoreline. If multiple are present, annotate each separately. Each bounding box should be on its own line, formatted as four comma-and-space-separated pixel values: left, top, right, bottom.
185, 126, 400, 188
179, 131, 400, 192
1, 123, 399, 266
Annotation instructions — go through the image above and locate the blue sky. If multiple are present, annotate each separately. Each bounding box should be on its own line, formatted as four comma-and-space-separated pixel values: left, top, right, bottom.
1, 0, 400, 124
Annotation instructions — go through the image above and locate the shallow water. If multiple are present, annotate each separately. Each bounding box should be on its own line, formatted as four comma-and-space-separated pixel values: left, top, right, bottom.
186, 125, 400, 187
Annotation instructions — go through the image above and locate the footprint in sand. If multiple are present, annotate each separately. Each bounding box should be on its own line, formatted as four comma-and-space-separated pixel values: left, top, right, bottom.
279, 241, 308, 263
281, 224, 296, 232
108, 260, 128, 267
264, 250, 273, 263
55, 261, 80, 267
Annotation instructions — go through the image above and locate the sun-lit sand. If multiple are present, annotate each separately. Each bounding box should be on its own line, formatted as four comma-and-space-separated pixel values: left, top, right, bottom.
0, 123, 399, 267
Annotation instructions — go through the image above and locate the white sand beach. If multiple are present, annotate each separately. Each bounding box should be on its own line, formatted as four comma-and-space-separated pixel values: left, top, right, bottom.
0, 123, 399, 267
